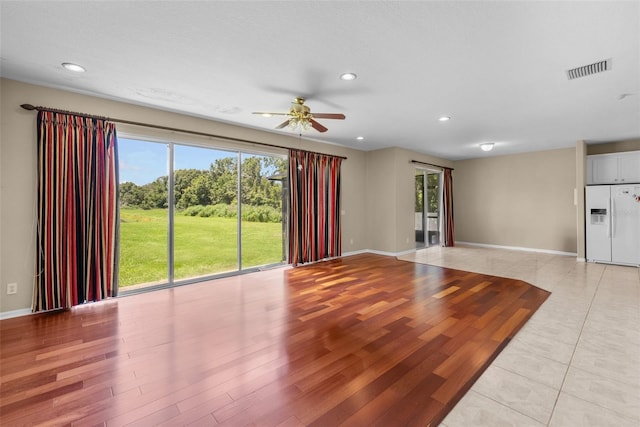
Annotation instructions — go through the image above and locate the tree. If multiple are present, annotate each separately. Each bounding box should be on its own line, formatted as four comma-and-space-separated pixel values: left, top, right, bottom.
141, 176, 168, 209
175, 169, 207, 209
181, 174, 212, 207
119, 181, 144, 207
427, 173, 439, 213
241, 156, 286, 208
415, 175, 424, 212
209, 157, 238, 205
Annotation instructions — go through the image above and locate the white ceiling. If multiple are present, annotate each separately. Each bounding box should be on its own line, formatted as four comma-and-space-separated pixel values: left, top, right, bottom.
1, 1, 639, 160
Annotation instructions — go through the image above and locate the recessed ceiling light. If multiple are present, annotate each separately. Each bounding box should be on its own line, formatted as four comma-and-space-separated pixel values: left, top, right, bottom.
340, 72, 357, 81
438, 116, 451, 122
356, 136, 364, 141
480, 143, 494, 152
62, 62, 86, 72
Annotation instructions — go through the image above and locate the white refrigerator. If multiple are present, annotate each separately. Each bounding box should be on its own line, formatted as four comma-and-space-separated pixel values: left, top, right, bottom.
585, 185, 640, 266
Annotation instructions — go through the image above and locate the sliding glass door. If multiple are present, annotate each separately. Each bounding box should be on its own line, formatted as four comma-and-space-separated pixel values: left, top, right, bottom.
118, 137, 286, 291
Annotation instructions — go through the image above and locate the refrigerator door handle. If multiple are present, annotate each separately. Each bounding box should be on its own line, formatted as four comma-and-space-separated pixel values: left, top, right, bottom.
610, 197, 615, 238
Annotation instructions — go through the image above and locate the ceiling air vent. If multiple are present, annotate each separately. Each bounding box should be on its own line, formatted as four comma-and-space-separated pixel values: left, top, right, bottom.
566, 59, 612, 80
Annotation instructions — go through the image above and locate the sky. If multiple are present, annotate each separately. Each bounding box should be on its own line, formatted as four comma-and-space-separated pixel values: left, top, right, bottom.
119, 138, 239, 185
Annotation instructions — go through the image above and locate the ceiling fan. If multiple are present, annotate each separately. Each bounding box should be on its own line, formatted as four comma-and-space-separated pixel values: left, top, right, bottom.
253, 97, 345, 133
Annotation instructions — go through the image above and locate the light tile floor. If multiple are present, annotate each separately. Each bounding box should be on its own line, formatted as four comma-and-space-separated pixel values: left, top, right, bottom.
398, 245, 640, 427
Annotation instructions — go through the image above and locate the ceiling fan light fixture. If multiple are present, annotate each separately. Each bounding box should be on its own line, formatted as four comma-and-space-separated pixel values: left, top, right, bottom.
289, 117, 311, 131
61, 62, 86, 72
480, 143, 494, 152
340, 72, 357, 81
254, 97, 343, 133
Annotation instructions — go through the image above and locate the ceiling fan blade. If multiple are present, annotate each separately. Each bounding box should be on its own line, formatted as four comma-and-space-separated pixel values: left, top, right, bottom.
253, 112, 289, 116
311, 113, 345, 120
310, 119, 328, 133
275, 120, 290, 129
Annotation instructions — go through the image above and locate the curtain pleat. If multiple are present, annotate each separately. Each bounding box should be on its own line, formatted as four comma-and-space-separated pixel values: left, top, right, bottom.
442, 168, 455, 247
33, 111, 119, 312
288, 149, 342, 265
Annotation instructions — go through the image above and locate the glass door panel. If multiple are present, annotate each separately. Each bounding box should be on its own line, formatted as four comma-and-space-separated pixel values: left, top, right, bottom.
240, 153, 287, 269
173, 145, 239, 280
415, 169, 442, 248
415, 172, 426, 248
426, 172, 441, 246
118, 138, 169, 289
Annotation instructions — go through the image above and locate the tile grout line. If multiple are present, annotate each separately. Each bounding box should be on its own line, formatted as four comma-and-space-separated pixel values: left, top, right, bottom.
468, 364, 560, 426
544, 264, 606, 426
468, 390, 549, 426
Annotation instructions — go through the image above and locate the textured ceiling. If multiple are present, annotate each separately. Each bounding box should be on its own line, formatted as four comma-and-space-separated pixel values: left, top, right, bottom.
1, 1, 639, 160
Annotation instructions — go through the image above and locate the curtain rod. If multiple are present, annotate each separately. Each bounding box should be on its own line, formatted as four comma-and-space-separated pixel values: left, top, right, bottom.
20, 104, 347, 160
410, 159, 453, 171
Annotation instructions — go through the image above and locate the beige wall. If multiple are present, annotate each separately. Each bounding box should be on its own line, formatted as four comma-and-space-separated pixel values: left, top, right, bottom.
576, 141, 587, 259
453, 148, 577, 253
0, 78, 370, 313
587, 139, 640, 154
365, 147, 453, 253
365, 148, 398, 252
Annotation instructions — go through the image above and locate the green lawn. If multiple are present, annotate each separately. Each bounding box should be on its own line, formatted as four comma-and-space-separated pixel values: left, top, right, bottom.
119, 209, 284, 287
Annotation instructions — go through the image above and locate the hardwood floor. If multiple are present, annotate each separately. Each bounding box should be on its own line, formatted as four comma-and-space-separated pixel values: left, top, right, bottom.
0, 253, 550, 426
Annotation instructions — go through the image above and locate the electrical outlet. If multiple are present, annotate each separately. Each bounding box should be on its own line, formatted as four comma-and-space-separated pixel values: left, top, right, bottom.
7, 283, 17, 295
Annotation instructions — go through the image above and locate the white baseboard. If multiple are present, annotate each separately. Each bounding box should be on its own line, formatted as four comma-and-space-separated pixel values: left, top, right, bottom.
343, 248, 417, 258
576, 257, 586, 263
341, 249, 370, 257
0, 308, 32, 320
455, 241, 577, 257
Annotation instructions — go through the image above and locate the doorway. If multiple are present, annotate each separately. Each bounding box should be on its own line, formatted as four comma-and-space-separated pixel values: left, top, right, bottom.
415, 169, 442, 248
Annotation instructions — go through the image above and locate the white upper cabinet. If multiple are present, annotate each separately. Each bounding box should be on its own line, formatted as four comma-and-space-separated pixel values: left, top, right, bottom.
587, 151, 640, 184
618, 152, 640, 183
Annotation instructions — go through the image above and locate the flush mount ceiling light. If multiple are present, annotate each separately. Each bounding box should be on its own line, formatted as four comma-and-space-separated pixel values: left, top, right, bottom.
480, 143, 495, 152
438, 116, 451, 122
340, 72, 357, 81
61, 62, 86, 72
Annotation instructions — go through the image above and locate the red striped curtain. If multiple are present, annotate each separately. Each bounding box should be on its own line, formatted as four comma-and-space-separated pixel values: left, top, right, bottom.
442, 168, 455, 247
33, 111, 119, 312
288, 149, 342, 265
